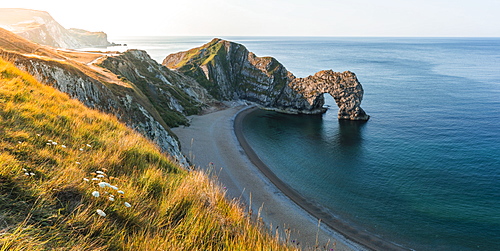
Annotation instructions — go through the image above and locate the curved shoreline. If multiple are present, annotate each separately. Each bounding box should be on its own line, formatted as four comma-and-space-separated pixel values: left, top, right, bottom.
233, 106, 409, 251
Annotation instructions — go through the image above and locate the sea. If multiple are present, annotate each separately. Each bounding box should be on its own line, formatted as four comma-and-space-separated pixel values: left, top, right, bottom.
102, 36, 500, 251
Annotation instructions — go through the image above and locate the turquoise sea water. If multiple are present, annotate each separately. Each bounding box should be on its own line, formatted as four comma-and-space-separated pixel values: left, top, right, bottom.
112, 37, 500, 250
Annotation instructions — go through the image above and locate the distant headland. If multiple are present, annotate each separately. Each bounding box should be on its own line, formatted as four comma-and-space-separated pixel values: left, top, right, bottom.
0, 8, 111, 49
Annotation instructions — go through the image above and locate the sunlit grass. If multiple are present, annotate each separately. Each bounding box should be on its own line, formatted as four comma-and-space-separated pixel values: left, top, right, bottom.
0, 58, 300, 250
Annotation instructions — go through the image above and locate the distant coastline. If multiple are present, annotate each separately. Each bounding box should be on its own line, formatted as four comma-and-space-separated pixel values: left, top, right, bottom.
233, 107, 408, 251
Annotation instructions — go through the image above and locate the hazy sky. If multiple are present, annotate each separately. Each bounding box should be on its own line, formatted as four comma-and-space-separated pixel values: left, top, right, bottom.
2, 0, 499, 37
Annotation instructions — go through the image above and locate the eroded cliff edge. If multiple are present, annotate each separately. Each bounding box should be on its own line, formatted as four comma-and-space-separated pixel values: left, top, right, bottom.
163, 38, 369, 120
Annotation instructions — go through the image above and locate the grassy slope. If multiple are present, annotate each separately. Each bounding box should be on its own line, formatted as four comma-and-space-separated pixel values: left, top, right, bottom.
0, 58, 296, 250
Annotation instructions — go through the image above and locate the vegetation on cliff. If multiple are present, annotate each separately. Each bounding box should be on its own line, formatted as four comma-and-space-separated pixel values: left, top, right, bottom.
164, 38, 231, 100
0, 58, 297, 250
98, 50, 213, 127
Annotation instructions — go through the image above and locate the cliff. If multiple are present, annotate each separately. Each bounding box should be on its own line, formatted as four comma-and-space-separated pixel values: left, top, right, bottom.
0, 29, 190, 165
163, 38, 369, 120
0, 8, 110, 49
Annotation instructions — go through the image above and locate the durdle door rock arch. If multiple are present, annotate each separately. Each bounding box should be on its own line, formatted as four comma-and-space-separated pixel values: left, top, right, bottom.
290, 70, 369, 120
163, 38, 369, 121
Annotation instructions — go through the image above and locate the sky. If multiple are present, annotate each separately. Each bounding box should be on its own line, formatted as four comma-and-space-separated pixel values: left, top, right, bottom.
1, 0, 499, 37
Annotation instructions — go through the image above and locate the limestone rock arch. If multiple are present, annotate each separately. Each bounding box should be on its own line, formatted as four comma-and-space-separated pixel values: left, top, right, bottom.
291, 70, 370, 120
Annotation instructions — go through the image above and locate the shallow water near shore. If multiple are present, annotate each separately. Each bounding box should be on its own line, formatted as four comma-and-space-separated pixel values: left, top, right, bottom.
114, 36, 500, 250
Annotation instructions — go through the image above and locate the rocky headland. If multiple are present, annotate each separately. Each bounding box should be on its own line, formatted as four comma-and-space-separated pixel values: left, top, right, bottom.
163, 38, 369, 120
0, 8, 111, 49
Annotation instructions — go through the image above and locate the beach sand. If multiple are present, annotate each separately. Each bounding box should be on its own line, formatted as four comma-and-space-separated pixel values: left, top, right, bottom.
172, 104, 404, 250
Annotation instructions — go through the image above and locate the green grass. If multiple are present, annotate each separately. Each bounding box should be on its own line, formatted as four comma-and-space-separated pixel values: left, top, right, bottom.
0, 58, 298, 250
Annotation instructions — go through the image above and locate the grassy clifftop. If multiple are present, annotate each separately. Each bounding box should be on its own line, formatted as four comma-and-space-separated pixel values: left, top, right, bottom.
0, 58, 295, 250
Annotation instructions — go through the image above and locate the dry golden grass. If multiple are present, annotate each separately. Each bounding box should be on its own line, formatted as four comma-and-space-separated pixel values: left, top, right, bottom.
0, 58, 299, 250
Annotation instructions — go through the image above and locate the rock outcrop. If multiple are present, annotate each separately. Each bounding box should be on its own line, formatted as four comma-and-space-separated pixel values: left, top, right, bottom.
163, 38, 369, 120
0, 8, 110, 49
290, 70, 369, 120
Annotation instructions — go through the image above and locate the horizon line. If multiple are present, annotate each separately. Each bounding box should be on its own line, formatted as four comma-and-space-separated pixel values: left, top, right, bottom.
109, 35, 500, 38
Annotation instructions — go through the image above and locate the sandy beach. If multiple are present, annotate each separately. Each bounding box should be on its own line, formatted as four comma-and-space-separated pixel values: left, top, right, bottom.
172, 104, 405, 251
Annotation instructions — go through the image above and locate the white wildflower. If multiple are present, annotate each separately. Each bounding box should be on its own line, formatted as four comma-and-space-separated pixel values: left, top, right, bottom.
83, 178, 90, 182
108, 197, 115, 201
75, 162, 81, 165
48, 140, 53, 142
92, 191, 100, 197
96, 209, 106, 217
46, 143, 51, 145
124, 202, 131, 208
23, 168, 27, 171
24, 172, 30, 176
117, 190, 124, 194
61, 145, 66, 148
96, 174, 105, 178
18, 141, 22, 144
36, 134, 41, 137
52, 142, 58, 145
110, 185, 118, 190
96, 171, 105, 175
98, 182, 109, 188
79, 148, 84, 151
92, 178, 100, 181
29, 173, 35, 176
86, 144, 92, 147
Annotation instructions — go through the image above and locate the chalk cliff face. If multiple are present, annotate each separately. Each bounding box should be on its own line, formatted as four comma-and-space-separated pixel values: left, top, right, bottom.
163, 38, 369, 120
0, 8, 110, 49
